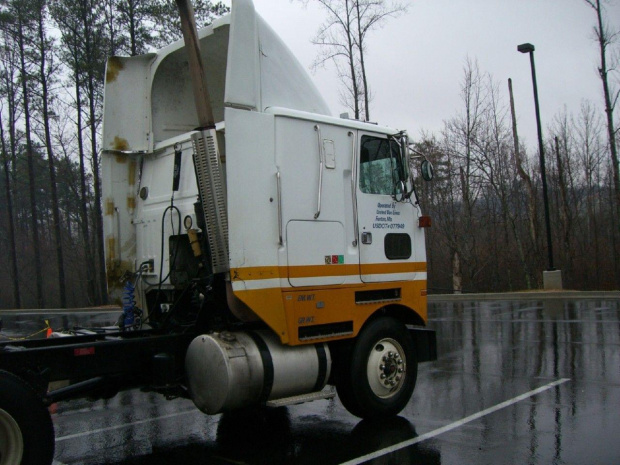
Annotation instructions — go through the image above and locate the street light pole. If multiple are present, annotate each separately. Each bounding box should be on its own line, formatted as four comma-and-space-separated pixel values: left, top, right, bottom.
518, 42, 555, 272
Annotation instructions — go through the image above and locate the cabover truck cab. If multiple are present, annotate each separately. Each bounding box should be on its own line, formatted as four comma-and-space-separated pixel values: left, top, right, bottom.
0, 1, 435, 463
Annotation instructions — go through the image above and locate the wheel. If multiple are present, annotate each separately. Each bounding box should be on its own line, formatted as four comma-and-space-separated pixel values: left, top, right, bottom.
0, 370, 55, 465
336, 317, 417, 419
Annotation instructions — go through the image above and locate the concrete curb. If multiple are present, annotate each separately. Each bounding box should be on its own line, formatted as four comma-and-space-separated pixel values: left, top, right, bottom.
429, 291, 620, 302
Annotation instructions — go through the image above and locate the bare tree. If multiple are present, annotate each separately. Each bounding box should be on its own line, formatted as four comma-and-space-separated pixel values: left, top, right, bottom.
306, 0, 406, 120
50, 0, 108, 304
12, 0, 46, 307
309, 0, 360, 118
549, 112, 575, 279
51, 0, 98, 304
575, 101, 605, 282
0, 30, 21, 182
477, 76, 535, 288
109, 0, 149, 56
508, 78, 538, 257
441, 59, 487, 292
583, 0, 620, 282
34, 0, 67, 307
0, 21, 22, 308
0, 110, 21, 307
80, 0, 108, 304
353, 0, 405, 120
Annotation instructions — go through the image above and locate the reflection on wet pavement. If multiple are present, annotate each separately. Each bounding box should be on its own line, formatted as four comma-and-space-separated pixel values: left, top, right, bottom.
419, 299, 619, 465
40, 298, 620, 464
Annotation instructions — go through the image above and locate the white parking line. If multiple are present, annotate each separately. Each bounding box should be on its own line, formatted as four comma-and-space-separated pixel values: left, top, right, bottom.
340, 378, 571, 465
55, 410, 197, 442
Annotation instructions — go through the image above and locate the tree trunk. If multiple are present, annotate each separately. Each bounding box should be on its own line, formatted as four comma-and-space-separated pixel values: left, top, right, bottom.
355, 1, 369, 120
554, 136, 573, 276
17, 10, 45, 308
508, 78, 538, 251
2, 57, 19, 183
452, 249, 462, 294
75, 73, 97, 305
344, 0, 360, 119
81, 3, 108, 304
37, 3, 67, 307
588, 0, 620, 284
0, 113, 21, 308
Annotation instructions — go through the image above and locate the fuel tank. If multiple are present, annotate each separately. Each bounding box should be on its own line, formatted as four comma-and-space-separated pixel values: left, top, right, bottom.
185, 330, 331, 414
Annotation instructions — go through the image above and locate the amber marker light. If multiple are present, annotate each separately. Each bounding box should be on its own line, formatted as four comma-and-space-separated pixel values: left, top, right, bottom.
419, 216, 432, 228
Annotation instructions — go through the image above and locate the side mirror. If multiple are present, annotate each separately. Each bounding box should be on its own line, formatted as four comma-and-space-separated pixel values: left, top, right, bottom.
392, 179, 407, 202
421, 159, 434, 181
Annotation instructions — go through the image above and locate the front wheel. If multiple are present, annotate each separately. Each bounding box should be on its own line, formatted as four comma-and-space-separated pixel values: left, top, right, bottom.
0, 370, 55, 465
336, 317, 417, 419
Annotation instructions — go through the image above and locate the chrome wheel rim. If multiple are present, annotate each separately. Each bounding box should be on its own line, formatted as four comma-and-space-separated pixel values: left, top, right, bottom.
0, 408, 23, 465
366, 338, 406, 398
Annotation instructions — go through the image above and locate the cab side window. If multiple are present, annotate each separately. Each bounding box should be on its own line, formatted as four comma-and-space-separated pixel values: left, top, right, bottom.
359, 135, 402, 195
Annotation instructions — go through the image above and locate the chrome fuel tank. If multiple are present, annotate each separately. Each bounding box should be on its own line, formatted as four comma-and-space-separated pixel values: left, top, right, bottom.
185, 330, 331, 414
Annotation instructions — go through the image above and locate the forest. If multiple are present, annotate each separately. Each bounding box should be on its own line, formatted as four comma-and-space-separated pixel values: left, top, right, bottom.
416, 59, 619, 293
0, 0, 618, 310
0, 0, 228, 309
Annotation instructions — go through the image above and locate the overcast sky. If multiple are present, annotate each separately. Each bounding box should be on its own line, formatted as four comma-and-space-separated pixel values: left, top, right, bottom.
223, 0, 620, 152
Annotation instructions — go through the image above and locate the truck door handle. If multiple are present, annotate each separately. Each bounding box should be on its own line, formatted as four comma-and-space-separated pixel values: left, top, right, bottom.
362, 232, 372, 244
314, 125, 324, 219
276, 171, 283, 245
349, 131, 359, 247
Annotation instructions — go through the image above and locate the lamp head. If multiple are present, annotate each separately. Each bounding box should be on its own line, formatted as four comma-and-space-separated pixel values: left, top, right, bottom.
518, 43, 535, 53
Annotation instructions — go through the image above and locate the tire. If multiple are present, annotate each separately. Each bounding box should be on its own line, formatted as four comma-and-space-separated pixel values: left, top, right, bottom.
0, 370, 55, 465
336, 317, 417, 419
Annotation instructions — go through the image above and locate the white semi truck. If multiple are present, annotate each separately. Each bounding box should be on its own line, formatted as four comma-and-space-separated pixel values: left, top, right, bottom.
0, 1, 435, 464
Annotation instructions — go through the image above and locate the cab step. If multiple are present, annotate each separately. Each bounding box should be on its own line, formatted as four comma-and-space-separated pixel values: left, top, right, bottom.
266, 386, 336, 407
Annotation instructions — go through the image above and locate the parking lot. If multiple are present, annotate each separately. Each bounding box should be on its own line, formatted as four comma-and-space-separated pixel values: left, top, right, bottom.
3, 294, 619, 464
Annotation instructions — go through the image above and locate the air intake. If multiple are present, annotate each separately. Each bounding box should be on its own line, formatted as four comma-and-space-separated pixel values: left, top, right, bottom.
192, 129, 229, 273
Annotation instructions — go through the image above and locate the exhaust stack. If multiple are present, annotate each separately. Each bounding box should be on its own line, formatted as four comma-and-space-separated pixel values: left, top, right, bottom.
175, 0, 229, 273
175, 0, 215, 129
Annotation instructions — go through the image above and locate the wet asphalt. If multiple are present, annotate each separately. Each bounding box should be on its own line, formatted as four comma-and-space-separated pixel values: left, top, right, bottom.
2, 295, 619, 464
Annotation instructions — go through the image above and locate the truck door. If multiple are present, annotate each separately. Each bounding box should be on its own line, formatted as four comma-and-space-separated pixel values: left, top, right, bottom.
356, 132, 416, 283
275, 116, 350, 288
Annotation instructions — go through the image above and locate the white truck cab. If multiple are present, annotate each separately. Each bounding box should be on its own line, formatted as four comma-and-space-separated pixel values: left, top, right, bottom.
102, 0, 435, 418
